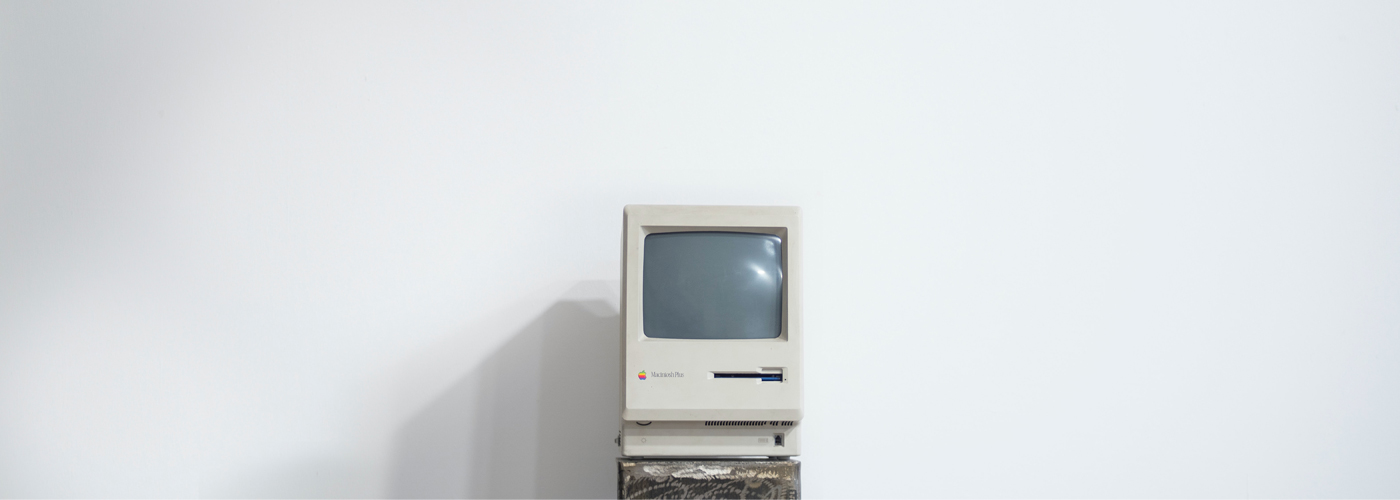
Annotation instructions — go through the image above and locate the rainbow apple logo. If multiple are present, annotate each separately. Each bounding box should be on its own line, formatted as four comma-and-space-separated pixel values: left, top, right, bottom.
638, 371, 647, 380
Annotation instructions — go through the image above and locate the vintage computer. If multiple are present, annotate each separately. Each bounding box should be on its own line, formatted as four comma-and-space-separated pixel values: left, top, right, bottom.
619, 205, 802, 457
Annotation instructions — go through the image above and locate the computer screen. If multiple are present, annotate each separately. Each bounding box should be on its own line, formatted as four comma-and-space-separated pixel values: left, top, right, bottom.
642, 231, 783, 339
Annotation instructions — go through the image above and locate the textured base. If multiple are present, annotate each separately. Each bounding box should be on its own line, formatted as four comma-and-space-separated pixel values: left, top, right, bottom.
617, 458, 800, 499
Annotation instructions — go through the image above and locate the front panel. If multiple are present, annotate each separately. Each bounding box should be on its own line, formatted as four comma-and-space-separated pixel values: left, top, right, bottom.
620, 205, 803, 456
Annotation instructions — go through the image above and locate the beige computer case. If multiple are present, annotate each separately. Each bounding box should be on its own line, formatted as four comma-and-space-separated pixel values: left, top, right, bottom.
619, 205, 803, 457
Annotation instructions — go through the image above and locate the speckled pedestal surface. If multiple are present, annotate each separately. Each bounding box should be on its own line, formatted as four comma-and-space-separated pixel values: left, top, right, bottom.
617, 458, 800, 499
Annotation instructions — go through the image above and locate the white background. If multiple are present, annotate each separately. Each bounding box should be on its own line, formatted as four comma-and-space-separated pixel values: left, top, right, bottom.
3, 1, 1399, 498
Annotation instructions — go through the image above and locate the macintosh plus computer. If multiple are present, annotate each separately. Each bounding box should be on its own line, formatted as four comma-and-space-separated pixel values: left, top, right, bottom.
619, 205, 803, 457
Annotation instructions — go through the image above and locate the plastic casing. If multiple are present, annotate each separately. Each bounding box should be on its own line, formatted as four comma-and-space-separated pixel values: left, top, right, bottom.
619, 205, 803, 457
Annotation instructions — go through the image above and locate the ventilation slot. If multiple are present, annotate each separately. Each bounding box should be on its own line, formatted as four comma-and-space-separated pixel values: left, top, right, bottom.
705, 420, 769, 426
704, 420, 797, 427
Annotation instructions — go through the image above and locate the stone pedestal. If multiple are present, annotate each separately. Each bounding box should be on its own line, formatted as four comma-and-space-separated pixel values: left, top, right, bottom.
617, 458, 800, 499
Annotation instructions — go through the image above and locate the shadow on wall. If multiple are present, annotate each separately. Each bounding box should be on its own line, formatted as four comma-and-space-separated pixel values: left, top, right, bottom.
391, 293, 620, 498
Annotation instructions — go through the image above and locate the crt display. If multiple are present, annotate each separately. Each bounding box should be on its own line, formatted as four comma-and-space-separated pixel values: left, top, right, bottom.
643, 231, 783, 339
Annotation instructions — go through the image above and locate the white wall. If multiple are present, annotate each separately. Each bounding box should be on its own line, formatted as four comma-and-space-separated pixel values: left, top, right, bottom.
3, 1, 1399, 498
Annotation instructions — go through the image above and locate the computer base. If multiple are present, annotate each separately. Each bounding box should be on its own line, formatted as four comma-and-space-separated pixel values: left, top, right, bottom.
619, 420, 801, 457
